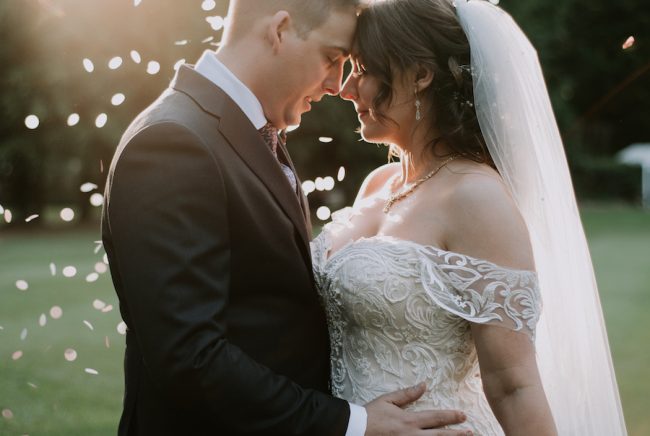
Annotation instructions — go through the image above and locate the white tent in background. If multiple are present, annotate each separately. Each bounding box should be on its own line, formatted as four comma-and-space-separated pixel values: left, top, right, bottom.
617, 143, 650, 209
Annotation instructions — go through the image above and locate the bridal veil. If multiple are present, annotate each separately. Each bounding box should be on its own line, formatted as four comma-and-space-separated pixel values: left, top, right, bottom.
454, 0, 627, 433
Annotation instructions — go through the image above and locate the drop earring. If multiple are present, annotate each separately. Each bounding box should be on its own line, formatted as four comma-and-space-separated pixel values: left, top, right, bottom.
415, 87, 422, 121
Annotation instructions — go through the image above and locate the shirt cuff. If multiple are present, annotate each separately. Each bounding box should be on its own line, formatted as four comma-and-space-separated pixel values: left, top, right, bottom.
345, 402, 368, 436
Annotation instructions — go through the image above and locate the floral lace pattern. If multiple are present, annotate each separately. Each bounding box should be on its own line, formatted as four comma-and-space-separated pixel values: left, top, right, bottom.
311, 208, 542, 435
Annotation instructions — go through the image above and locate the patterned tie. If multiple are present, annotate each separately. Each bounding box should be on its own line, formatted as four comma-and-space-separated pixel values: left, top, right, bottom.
259, 123, 298, 193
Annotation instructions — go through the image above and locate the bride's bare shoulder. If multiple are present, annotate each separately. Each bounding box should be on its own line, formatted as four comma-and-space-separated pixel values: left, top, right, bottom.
353, 162, 401, 206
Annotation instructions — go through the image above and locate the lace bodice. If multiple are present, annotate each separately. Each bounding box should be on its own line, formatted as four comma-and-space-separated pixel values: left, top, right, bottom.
311, 208, 542, 435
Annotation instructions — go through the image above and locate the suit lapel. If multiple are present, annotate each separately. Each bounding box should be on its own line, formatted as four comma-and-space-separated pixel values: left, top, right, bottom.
171, 66, 311, 259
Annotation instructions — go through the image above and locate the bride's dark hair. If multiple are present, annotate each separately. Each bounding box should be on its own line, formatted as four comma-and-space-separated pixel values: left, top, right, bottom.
355, 0, 491, 164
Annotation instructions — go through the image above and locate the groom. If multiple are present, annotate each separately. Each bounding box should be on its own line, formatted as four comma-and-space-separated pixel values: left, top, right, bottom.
102, 1, 468, 435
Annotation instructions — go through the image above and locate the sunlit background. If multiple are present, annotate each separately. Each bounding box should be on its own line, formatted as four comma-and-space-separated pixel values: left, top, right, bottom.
1, 0, 649, 434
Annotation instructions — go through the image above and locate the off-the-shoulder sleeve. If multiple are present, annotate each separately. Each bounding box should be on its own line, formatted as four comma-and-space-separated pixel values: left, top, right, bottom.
417, 246, 542, 340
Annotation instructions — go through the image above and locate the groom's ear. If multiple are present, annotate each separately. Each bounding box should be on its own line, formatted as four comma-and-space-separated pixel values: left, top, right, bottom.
414, 65, 434, 92
267, 11, 292, 53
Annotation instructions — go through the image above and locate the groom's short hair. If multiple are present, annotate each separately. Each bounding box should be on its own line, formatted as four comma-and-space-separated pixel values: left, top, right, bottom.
227, 0, 363, 40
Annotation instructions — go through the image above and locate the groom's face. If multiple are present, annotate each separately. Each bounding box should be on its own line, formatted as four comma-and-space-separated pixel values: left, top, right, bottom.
265, 9, 357, 129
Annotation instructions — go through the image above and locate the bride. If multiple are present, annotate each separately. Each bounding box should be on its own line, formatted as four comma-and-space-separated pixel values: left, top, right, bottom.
311, 0, 627, 434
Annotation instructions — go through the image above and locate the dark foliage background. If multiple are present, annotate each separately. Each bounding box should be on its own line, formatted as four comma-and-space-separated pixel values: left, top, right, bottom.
0, 0, 648, 226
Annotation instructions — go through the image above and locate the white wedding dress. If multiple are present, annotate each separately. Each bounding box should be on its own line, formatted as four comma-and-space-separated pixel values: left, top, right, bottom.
311, 208, 543, 435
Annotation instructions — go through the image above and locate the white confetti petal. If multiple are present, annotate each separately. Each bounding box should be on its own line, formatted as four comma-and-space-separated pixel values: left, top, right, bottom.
50, 306, 63, 319
20, 328, 28, 341
111, 93, 126, 106
83, 58, 95, 73
174, 40, 189, 46
101, 304, 114, 313
50, 262, 57, 276
315, 177, 325, 191
12, 351, 23, 361
201, 0, 216, 11
25, 214, 39, 222
83, 320, 94, 330
93, 299, 107, 310
133, 0, 142, 7
103, 254, 109, 264
316, 206, 331, 221
130, 50, 142, 64
301, 180, 316, 195
108, 56, 123, 70
323, 176, 335, 191
16, 280, 29, 291
63, 266, 77, 278
80, 182, 98, 193
60, 208, 75, 222
25, 115, 39, 129
117, 321, 127, 335
105, 336, 111, 348
202, 36, 214, 43
67, 113, 80, 126
27, 382, 38, 389
39, 314, 47, 327
2, 409, 13, 419
337, 166, 346, 182
206, 15, 225, 31
64, 348, 78, 362
0, 203, 4, 214
146, 61, 161, 75
95, 113, 108, 128
318, 137, 333, 143
86, 272, 99, 283
4, 209, 12, 224
95, 262, 108, 274
84, 368, 99, 375
90, 193, 104, 207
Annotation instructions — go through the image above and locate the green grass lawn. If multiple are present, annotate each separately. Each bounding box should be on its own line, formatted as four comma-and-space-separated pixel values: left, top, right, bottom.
0, 205, 648, 435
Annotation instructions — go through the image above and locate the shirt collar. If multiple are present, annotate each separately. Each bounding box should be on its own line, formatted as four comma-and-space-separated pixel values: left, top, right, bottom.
194, 50, 267, 130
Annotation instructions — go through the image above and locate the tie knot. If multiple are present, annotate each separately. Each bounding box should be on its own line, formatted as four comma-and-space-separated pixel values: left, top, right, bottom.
259, 122, 279, 156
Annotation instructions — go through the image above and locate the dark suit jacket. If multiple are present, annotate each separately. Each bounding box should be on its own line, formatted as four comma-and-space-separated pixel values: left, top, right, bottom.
102, 65, 350, 436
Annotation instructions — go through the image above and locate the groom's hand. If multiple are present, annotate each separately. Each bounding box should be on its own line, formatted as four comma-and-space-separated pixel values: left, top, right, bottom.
364, 383, 472, 436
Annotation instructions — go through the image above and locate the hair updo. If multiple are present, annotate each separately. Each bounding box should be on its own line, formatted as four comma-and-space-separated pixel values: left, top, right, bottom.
355, 0, 491, 164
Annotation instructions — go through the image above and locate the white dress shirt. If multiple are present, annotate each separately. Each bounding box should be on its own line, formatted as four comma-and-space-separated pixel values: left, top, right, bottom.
193, 50, 368, 436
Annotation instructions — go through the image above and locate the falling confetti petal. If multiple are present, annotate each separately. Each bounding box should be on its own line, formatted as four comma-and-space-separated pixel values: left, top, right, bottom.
130, 50, 142, 64
111, 93, 126, 106
323, 176, 335, 191
2, 409, 13, 419
105, 336, 111, 348
117, 321, 127, 335
108, 56, 123, 70
337, 166, 346, 182
133, 0, 142, 6
60, 208, 75, 222
206, 15, 225, 31
146, 61, 161, 75
93, 299, 107, 310
202, 0, 216, 11
95, 113, 108, 128
62, 266, 77, 278
12, 351, 23, 361
174, 40, 189, 46
316, 206, 332, 221
67, 113, 80, 126
622, 36, 635, 50
86, 272, 99, 283
83, 320, 94, 331
0, 203, 3, 214
50, 306, 63, 319
84, 368, 99, 375
25, 214, 39, 222
64, 349, 78, 362
90, 193, 104, 207
16, 280, 29, 291
50, 262, 57, 276
103, 254, 109, 264
4, 209, 12, 223
27, 382, 38, 389
101, 304, 114, 313
80, 182, 98, 193
95, 262, 108, 274
25, 115, 39, 129
83, 58, 95, 73
94, 241, 103, 254
20, 328, 28, 341
315, 177, 325, 191
318, 137, 333, 143
301, 180, 316, 195
39, 314, 47, 327
202, 36, 214, 43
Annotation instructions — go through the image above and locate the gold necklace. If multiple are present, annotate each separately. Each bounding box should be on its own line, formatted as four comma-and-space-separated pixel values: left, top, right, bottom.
383, 155, 459, 213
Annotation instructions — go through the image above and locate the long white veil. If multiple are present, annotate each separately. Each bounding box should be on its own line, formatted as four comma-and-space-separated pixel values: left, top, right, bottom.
455, 0, 627, 434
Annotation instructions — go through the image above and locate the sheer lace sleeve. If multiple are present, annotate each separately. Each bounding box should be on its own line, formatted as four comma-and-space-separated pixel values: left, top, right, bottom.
417, 246, 542, 340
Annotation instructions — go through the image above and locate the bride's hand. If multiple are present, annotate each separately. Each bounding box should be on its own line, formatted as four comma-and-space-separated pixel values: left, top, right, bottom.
364, 383, 472, 436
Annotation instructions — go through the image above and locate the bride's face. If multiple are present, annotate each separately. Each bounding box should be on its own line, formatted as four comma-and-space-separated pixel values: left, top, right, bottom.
340, 59, 417, 146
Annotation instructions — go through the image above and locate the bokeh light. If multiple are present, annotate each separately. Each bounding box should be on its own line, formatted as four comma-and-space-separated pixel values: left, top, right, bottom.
146, 61, 161, 75
16, 280, 29, 291
108, 56, 123, 70
111, 93, 126, 106
67, 113, 80, 126
49, 306, 63, 319
95, 113, 108, 128
316, 206, 332, 221
25, 115, 39, 129
206, 15, 225, 31
60, 208, 75, 222
130, 50, 142, 64
62, 266, 77, 278
90, 193, 104, 207
82, 58, 94, 73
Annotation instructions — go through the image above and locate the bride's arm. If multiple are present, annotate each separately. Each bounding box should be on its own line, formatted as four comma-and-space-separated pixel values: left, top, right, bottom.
443, 173, 557, 436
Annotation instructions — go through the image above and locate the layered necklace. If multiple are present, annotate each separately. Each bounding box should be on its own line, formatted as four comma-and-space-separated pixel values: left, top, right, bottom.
383, 155, 460, 213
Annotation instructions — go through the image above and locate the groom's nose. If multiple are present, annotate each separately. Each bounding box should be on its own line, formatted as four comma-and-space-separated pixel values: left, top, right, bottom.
340, 74, 358, 101
322, 60, 346, 96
